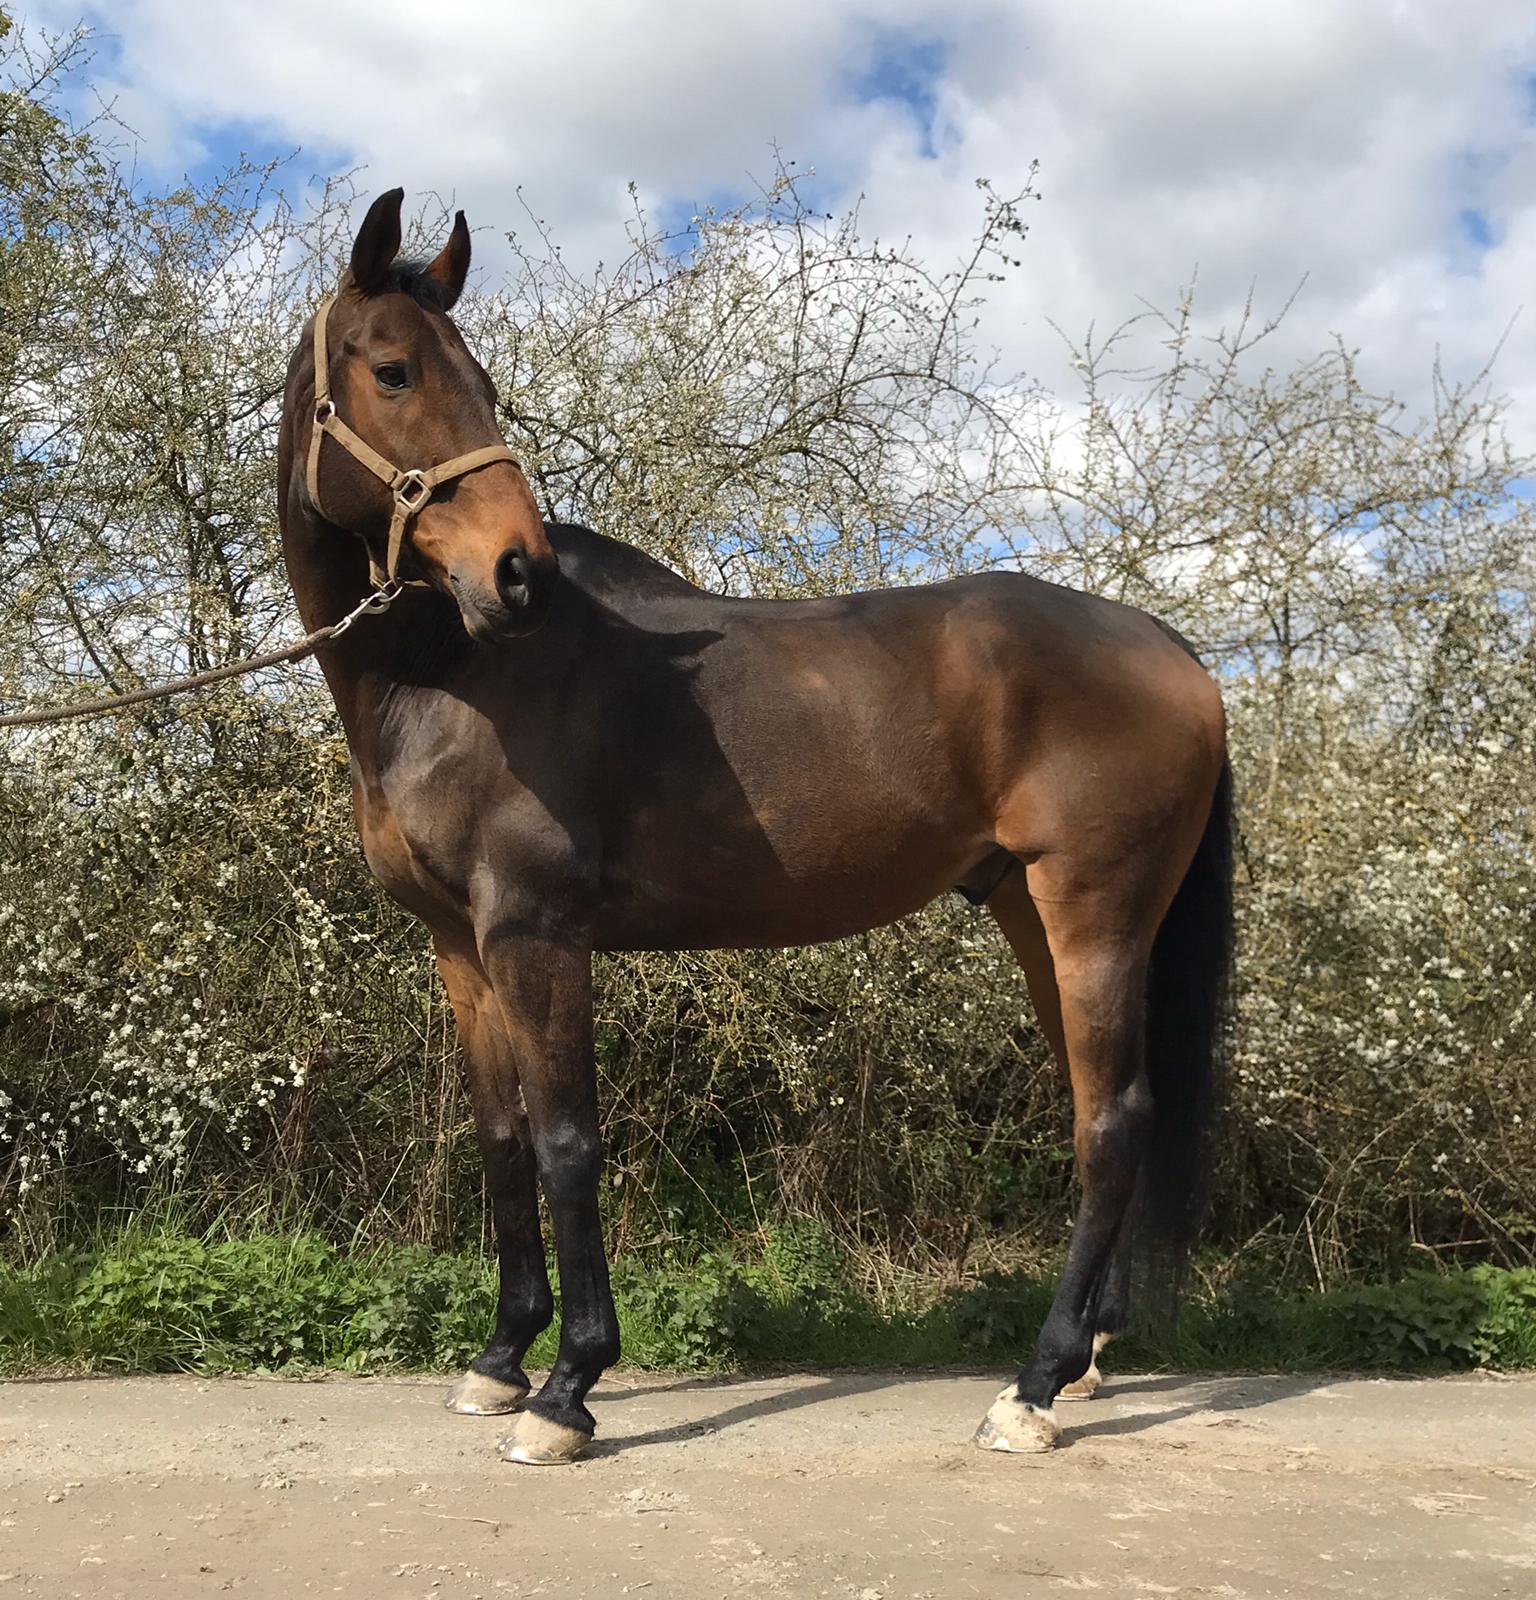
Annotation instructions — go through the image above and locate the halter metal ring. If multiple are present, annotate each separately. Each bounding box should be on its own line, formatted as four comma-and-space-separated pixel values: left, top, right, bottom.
314, 399, 336, 425
394, 469, 431, 512
361, 579, 405, 611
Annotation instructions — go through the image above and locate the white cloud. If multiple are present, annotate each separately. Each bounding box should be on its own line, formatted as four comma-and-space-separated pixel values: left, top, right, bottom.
18, 0, 1536, 438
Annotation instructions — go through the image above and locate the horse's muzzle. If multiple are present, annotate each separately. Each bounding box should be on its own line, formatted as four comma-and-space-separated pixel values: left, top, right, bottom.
451, 547, 557, 641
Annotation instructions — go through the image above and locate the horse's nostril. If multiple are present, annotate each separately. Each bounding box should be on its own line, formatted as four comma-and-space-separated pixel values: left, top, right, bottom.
494, 547, 533, 609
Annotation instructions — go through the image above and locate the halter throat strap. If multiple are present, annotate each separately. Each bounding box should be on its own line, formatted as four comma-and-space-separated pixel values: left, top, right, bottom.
305, 293, 520, 588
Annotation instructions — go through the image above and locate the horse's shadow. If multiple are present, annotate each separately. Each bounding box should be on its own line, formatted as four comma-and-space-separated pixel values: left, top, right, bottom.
582, 1369, 1354, 1457
587, 1370, 907, 1455
1048, 1371, 1349, 1448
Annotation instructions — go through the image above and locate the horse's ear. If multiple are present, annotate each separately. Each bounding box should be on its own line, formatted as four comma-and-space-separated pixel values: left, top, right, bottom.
422, 210, 471, 309
350, 187, 405, 295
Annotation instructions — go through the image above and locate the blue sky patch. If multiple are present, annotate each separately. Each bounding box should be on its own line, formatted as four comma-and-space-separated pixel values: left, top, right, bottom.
1457, 207, 1495, 251
851, 31, 948, 160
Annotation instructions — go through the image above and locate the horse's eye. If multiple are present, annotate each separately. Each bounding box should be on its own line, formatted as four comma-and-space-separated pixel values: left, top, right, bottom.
374, 363, 409, 391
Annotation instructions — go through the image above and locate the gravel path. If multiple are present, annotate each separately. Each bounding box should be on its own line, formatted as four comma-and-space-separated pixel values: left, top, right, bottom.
2, 1369, 1534, 1597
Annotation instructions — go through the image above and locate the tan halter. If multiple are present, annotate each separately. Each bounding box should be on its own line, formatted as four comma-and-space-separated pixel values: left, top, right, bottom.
305, 293, 521, 588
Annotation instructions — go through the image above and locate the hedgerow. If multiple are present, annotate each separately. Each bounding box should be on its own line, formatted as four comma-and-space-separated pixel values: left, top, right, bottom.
1, 16, 1533, 1290
4, 1219, 1534, 1376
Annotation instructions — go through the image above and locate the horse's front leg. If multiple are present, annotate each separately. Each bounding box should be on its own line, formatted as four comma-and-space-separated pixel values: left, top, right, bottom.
486, 932, 619, 1466
435, 938, 553, 1416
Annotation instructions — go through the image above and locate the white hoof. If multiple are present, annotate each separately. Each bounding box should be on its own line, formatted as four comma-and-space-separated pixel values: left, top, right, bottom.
973, 1387, 1061, 1454
444, 1370, 529, 1416
499, 1409, 592, 1466
1059, 1333, 1112, 1401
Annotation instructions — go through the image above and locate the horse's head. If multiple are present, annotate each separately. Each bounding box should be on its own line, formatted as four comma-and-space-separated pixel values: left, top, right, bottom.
297, 188, 557, 642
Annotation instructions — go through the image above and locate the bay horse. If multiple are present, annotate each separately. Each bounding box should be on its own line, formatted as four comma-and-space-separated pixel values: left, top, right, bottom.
278, 190, 1234, 1465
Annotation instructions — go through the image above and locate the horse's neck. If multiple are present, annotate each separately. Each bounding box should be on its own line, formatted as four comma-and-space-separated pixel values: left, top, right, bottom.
281, 487, 369, 620
281, 498, 407, 762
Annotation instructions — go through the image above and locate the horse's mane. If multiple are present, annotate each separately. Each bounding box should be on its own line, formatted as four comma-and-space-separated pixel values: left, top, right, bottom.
376, 259, 454, 311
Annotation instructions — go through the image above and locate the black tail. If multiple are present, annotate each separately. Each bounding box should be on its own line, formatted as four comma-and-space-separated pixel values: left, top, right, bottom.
1139, 756, 1235, 1306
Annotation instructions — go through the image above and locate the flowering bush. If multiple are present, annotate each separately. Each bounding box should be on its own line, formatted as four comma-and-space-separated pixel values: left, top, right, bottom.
1, 18, 1532, 1284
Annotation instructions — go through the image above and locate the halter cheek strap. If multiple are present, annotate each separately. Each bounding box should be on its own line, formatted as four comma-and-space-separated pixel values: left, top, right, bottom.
305, 293, 521, 588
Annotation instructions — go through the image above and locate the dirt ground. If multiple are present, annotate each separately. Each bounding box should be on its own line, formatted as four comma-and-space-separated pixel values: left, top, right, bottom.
2, 1368, 1534, 1599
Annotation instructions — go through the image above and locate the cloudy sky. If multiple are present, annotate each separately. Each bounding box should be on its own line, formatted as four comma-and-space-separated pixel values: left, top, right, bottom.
19, 0, 1536, 438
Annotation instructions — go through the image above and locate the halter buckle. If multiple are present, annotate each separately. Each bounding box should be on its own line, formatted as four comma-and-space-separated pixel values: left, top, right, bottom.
394, 470, 431, 513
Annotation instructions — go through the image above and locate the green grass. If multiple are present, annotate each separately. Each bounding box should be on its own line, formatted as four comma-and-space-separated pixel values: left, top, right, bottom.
3, 1218, 1534, 1379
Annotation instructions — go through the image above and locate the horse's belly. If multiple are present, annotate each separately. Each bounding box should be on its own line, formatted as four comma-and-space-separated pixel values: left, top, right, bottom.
592, 809, 985, 951
593, 889, 949, 951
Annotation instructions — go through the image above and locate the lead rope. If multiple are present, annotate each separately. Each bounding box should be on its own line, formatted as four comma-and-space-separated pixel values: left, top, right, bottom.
0, 582, 404, 729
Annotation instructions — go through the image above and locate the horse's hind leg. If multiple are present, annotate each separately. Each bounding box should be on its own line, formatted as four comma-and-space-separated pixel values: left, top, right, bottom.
975, 867, 1159, 1453
987, 873, 1130, 1402
436, 939, 554, 1416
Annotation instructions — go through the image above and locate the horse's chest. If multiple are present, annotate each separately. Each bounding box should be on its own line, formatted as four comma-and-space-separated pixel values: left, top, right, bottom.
353, 784, 470, 928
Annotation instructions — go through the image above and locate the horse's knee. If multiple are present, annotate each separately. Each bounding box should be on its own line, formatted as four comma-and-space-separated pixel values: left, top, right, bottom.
533, 1122, 602, 1200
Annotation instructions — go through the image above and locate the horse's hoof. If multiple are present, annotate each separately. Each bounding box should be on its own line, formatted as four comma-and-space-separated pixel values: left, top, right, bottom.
974, 1388, 1061, 1453
499, 1408, 592, 1465
1058, 1333, 1111, 1401
1058, 1360, 1101, 1401
444, 1370, 529, 1416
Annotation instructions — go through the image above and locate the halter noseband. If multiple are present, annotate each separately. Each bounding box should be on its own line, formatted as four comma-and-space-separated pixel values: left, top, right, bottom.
305, 293, 521, 588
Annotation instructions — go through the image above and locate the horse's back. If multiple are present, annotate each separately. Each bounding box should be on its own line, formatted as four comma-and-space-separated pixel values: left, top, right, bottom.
545, 524, 1222, 811
546, 521, 1189, 669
